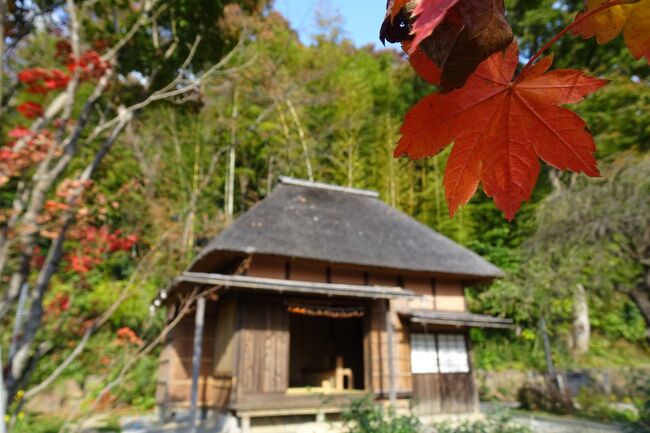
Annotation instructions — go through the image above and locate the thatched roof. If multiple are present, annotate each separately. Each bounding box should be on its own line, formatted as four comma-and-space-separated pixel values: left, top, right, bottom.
190, 177, 503, 279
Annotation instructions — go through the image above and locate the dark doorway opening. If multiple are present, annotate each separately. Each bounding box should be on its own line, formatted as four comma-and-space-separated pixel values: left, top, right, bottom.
288, 313, 364, 391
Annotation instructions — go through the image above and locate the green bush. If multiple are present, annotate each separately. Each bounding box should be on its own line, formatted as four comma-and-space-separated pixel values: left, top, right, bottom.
341, 396, 420, 433
575, 387, 638, 424
115, 355, 159, 409
624, 374, 650, 433
434, 410, 532, 433
11, 414, 64, 433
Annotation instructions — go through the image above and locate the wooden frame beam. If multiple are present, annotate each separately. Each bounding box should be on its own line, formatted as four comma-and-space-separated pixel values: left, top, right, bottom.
404, 310, 513, 329
178, 272, 418, 300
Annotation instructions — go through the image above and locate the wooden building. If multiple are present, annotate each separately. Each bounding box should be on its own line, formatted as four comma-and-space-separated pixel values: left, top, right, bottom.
154, 177, 511, 430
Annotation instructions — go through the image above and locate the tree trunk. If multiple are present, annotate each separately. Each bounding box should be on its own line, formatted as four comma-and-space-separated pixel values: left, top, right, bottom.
571, 283, 590, 355
225, 86, 238, 223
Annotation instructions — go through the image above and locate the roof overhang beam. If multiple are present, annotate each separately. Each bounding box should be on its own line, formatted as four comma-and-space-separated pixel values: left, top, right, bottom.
402, 310, 513, 329
178, 272, 420, 300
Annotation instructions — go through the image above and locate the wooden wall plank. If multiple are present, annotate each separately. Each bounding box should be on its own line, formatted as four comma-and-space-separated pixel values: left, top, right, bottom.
238, 299, 289, 395
436, 279, 466, 312
412, 373, 441, 415
368, 300, 387, 395
246, 255, 286, 279
162, 300, 235, 410
214, 299, 237, 375
440, 373, 474, 413
412, 373, 473, 414
290, 259, 327, 282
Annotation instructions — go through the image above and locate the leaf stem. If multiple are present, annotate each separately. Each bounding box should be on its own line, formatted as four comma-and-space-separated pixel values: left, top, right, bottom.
521, 0, 633, 73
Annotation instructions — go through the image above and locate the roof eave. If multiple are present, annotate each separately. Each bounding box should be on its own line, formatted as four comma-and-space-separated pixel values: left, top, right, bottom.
399, 309, 514, 329
177, 271, 420, 300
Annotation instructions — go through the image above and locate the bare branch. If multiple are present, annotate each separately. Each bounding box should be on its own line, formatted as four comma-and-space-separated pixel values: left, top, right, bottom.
87, 31, 251, 143
100, 1, 164, 62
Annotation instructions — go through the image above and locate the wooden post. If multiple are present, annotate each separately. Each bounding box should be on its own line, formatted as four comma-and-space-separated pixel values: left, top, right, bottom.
385, 300, 396, 406
189, 296, 206, 433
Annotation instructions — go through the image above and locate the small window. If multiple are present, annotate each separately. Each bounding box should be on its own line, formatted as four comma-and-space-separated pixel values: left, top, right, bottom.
437, 334, 469, 373
410, 333, 438, 374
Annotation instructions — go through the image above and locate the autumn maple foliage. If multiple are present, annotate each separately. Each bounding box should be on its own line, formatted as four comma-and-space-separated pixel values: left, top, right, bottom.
382, 0, 649, 220
572, 0, 650, 61
395, 43, 606, 220
381, 0, 513, 91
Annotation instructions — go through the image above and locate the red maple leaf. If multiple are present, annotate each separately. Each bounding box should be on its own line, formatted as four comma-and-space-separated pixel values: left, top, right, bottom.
395, 42, 607, 220
401, 40, 441, 85
410, 0, 459, 53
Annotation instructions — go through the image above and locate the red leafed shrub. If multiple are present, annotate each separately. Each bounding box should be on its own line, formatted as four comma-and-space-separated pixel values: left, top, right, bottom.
55, 178, 93, 203
30, 246, 45, 269
1, 129, 57, 186
18, 68, 70, 93
7, 126, 32, 139
95, 390, 117, 411
105, 230, 138, 252
45, 292, 71, 315
65, 225, 138, 273
116, 327, 143, 345
69, 254, 98, 273
16, 101, 44, 119
32, 178, 138, 274
67, 50, 110, 80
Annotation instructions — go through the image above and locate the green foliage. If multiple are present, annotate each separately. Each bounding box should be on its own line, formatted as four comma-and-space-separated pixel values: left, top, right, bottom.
591, 294, 648, 343
11, 415, 64, 433
575, 388, 639, 424
434, 410, 532, 433
115, 355, 159, 410
341, 397, 420, 433
625, 374, 650, 432
471, 331, 545, 371
578, 78, 650, 156
473, 330, 650, 372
